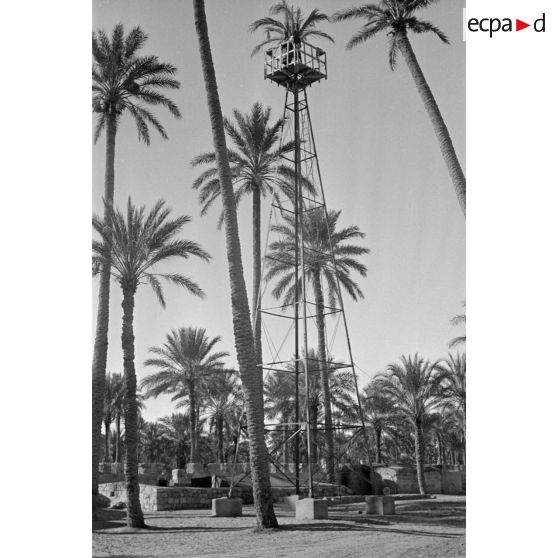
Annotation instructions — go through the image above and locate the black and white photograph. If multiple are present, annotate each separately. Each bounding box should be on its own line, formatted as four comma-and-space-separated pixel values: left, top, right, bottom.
7, 0, 558, 556
91, 1, 465, 556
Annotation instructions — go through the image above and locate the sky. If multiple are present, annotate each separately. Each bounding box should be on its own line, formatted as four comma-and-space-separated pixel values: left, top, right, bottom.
93, 0, 466, 423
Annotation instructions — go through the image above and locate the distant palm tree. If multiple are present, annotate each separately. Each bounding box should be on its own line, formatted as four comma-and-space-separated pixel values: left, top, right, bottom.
265, 350, 357, 469
333, 1, 466, 216
436, 353, 466, 414
93, 198, 210, 528
140, 421, 169, 464
92, 23, 181, 499
141, 327, 229, 463
193, 0, 278, 528
191, 102, 302, 365
249, 1, 334, 56
103, 372, 120, 461
104, 372, 125, 462
363, 381, 397, 464
202, 370, 244, 463
449, 302, 466, 349
376, 354, 442, 494
265, 209, 370, 481
158, 414, 191, 469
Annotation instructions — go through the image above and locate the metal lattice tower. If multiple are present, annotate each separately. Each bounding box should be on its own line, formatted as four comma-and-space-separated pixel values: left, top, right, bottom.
255, 38, 373, 497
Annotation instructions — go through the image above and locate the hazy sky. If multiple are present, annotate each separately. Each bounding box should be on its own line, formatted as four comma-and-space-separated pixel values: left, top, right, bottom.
93, 0, 465, 422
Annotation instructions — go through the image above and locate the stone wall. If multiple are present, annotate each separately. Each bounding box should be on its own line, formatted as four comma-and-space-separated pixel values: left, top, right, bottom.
98, 482, 350, 511
374, 465, 465, 495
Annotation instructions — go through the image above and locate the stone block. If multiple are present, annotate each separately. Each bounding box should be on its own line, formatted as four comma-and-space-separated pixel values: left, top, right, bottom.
186, 463, 207, 477
365, 495, 395, 515
441, 470, 462, 495
295, 498, 328, 520
282, 494, 302, 511
211, 497, 242, 517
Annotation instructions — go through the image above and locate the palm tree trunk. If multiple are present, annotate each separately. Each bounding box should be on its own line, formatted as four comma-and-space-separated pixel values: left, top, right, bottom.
252, 189, 262, 366
193, 0, 277, 529
312, 271, 335, 482
104, 419, 111, 462
396, 31, 466, 217
375, 426, 382, 464
413, 419, 427, 495
92, 114, 117, 503
281, 414, 288, 467
216, 416, 224, 463
115, 412, 121, 463
121, 286, 145, 528
189, 379, 197, 462
437, 434, 444, 465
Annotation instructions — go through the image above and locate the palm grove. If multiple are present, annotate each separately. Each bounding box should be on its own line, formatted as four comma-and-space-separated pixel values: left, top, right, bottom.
92, 0, 465, 529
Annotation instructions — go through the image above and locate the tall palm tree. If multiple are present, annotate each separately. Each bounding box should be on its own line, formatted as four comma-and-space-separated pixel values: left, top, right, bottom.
333, 1, 466, 216
92, 23, 181, 499
265, 209, 370, 481
191, 102, 302, 366
376, 354, 442, 494
192, 0, 278, 528
249, 1, 334, 56
141, 327, 229, 462
202, 370, 244, 463
93, 198, 210, 528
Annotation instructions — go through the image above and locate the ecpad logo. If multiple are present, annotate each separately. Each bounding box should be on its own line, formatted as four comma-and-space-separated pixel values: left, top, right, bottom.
468, 13, 546, 38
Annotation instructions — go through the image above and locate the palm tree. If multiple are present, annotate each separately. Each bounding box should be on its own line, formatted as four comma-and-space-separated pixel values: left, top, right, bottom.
265, 350, 357, 469
93, 198, 210, 528
333, 1, 466, 216
140, 421, 170, 464
105, 372, 125, 462
265, 209, 370, 481
102, 372, 119, 461
141, 327, 229, 462
192, 0, 278, 528
449, 302, 466, 349
436, 353, 466, 414
435, 352, 466, 464
202, 370, 244, 463
191, 102, 303, 366
249, 1, 334, 56
158, 414, 191, 469
363, 381, 396, 464
92, 23, 182, 499
375, 354, 442, 494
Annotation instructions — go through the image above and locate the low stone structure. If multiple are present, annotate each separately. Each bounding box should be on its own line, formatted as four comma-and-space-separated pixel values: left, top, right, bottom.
282, 494, 302, 511
98, 482, 350, 512
98, 462, 168, 486
365, 495, 395, 515
211, 497, 242, 517
373, 465, 465, 495
296, 498, 328, 520
171, 469, 191, 486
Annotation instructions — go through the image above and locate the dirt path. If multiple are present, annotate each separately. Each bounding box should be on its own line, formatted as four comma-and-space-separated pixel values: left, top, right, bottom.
93, 495, 465, 558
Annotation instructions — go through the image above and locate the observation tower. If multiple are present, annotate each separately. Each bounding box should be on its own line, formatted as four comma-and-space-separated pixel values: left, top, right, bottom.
255, 38, 373, 498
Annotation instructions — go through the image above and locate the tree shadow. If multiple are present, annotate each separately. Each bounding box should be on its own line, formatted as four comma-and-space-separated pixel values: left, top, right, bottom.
279, 521, 461, 539
390, 500, 466, 528
93, 509, 127, 531
106, 525, 246, 535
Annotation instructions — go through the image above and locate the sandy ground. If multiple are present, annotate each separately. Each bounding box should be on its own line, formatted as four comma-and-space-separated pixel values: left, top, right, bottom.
93, 495, 465, 558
